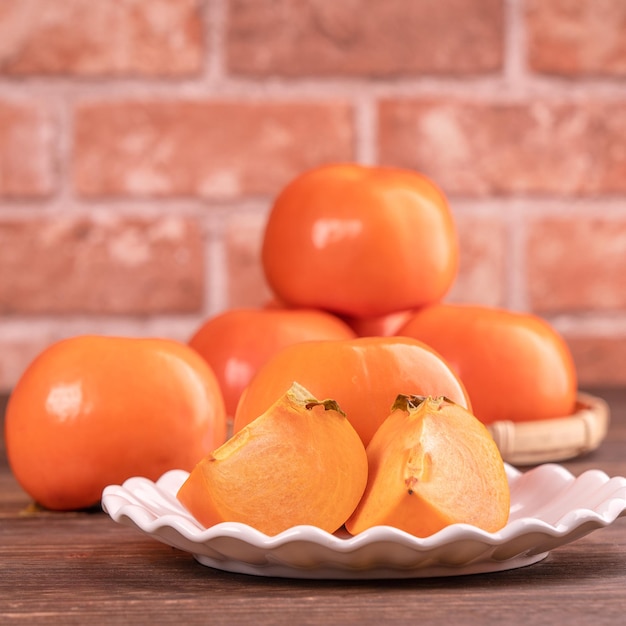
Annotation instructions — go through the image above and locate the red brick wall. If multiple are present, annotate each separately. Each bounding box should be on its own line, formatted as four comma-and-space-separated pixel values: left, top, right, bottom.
1, 0, 625, 391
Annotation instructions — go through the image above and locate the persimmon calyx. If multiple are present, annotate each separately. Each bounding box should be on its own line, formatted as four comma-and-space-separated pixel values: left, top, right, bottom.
287, 381, 347, 417
391, 394, 456, 413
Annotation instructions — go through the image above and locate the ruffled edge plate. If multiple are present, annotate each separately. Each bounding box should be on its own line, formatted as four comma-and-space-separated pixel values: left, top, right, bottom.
101, 463, 626, 580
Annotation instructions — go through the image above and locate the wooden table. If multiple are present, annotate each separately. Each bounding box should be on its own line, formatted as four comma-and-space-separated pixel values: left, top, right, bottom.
2, 389, 626, 625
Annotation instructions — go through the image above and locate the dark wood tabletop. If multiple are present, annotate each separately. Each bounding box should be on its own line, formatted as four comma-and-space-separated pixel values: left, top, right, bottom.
2, 388, 626, 626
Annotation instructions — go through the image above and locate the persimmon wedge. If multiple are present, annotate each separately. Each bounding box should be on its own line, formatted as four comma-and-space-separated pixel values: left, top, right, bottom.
177, 382, 367, 536
345, 395, 510, 537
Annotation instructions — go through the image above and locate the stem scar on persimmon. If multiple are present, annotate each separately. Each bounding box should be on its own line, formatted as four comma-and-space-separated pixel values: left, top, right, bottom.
304, 399, 346, 416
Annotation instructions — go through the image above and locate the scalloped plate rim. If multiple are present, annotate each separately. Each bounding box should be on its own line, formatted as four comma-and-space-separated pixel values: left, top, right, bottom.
101, 463, 626, 580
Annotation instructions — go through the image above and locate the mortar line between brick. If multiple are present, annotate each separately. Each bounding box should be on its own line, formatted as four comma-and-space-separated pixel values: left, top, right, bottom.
353, 97, 378, 165
4, 311, 626, 344
204, 216, 228, 317
204, 0, 228, 86
503, 0, 528, 92
452, 197, 626, 216
0, 316, 208, 342
2, 76, 625, 103
505, 201, 529, 312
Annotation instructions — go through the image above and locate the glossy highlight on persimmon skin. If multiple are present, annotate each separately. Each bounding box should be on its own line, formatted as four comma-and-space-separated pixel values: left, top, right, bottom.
188, 307, 356, 417
233, 336, 470, 447
261, 163, 459, 318
397, 304, 578, 424
5, 335, 227, 511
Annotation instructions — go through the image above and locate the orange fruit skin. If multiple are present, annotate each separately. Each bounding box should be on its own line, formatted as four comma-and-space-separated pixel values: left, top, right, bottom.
188, 307, 355, 417
261, 163, 459, 318
397, 304, 578, 424
345, 396, 510, 537
342, 309, 416, 338
233, 336, 470, 447
5, 335, 227, 511
178, 383, 368, 536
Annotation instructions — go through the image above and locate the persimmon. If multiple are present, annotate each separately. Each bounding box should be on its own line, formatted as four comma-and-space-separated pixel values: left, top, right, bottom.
188, 307, 355, 417
343, 309, 416, 337
177, 382, 367, 535
397, 304, 578, 424
234, 336, 470, 447
261, 163, 459, 318
345, 395, 510, 537
5, 335, 227, 511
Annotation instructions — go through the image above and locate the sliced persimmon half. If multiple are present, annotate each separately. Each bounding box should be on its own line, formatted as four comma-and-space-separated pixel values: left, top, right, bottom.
346, 395, 510, 537
177, 382, 367, 536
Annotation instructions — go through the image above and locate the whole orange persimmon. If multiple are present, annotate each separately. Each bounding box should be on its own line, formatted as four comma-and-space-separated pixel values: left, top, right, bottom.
188, 307, 355, 417
397, 304, 578, 424
5, 335, 227, 511
233, 336, 470, 447
261, 163, 459, 318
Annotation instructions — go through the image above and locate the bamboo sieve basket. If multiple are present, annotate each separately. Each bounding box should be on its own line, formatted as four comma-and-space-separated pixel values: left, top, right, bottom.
487, 392, 610, 466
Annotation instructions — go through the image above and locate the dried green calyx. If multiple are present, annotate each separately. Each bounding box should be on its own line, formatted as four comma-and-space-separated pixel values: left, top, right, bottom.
391, 394, 456, 414
287, 381, 346, 417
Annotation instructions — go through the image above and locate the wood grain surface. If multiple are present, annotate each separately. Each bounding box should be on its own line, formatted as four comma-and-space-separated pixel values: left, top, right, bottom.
2, 389, 626, 626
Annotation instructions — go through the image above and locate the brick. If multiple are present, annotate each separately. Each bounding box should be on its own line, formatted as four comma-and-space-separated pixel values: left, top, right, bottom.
0, 0, 203, 76
527, 217, 626, 313
565, 335, 626, 387
73, 101, 354, 198
0, 100, 56, 197
446, 212, 507, 307
0, 214, 204, 314
0, 328, 57, 393
527, 0, 626, 76
378, 100, 626, 196
224, 211, 272, 308
227, 0, 503, 77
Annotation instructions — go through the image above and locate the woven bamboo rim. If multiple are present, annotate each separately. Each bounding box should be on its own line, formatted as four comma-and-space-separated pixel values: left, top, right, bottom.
487, 392, 610, 466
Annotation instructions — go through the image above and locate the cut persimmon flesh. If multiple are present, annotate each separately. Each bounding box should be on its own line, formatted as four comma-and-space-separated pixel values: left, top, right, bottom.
345, 395, 510, 537
177, 382, 367, 536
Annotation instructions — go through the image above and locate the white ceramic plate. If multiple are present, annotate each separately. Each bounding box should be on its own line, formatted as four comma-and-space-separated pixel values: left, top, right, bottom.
101, 463, 626, 580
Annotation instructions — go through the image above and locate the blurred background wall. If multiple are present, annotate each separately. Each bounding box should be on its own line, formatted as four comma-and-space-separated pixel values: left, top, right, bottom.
0, 0, 625, 392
